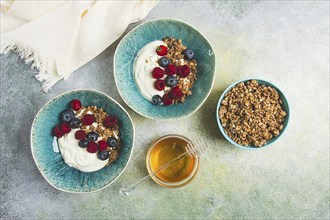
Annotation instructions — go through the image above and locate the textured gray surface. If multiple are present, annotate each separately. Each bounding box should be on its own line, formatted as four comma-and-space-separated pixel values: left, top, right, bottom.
1, 1, 329, 219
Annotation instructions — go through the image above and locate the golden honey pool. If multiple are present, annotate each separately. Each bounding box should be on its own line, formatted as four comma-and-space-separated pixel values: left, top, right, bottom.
146, 134, 199, 188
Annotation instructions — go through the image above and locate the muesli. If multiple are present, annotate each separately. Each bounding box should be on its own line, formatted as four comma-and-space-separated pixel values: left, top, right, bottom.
134, 37, 197, 106
52, 99, 120, 172
219, 80, 287, 147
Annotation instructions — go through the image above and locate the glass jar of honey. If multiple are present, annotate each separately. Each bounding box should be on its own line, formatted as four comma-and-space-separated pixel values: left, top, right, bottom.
146, 134, 200, 188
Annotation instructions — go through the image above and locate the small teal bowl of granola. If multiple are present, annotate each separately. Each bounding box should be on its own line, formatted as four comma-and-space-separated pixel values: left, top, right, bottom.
114, 19, 216, 120
216, 79, 290, 149
31, 90, 134, 193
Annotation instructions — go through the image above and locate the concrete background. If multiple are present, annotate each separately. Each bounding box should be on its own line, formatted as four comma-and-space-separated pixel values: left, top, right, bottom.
1, 1, 329, 219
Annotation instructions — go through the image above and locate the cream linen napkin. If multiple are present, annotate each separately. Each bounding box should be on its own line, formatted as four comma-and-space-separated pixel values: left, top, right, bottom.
0, 0, 158, 92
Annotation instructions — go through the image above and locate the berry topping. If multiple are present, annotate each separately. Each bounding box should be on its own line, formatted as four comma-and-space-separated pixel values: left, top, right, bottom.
156, 45, 168, 56
97, 150, 110, 160
60, 123, 71, 134
87, 142, 98, 153
78, 139, 89, 148
155, 79, 166, 91
69, 117, 81, 129
98, 140, 108, 151
165, 75, 178, 87
177, 65, 190, 78
70, 99, 82, 111
61, 109, 74, 123
165, 64, 177, 76
107, 137, 118, 147
163, 99, 173, 106
162, 94, 173, 106
152, 67, 164, 79
182, 49, 194, 60
152, 95, 162, 105
170, 86, 184, 100
87, 131, 99, 142
82, 114, 95, 125
158, 57, 170, 67
103, 116, 118, 128
75, 130, 86, 140
53, 125, 64, 138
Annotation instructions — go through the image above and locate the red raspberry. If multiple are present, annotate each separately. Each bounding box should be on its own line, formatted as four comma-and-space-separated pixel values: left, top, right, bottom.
75, 130, 86, 140
156, 45, 168, 56
60, 123, 71, 134
98, 140, 108, 151
155, 79, 166, 91
170, 86, 184, 100
165, 64, 177, 76
152, 67, 164, 79
87, 142, 98, 153
70, 99, 82, 111
82, 114, 95, 125
162, 94, 173, 106
177, 65, 190, 77
53, 125, 64, 138
103, 116, 118, 128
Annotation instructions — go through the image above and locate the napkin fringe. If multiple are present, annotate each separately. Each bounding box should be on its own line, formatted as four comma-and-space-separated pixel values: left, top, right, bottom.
1, 37, 66, 92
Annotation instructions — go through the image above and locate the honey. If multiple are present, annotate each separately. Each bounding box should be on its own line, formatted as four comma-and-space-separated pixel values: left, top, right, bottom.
148, 136, 197, 184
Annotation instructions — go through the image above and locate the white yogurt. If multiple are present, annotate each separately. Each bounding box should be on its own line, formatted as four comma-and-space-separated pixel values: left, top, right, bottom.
134, 40, 166, 101
57, 129, 107, 172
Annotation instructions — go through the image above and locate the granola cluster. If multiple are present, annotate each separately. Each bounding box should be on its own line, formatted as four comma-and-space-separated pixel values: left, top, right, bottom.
163, 37, 197, 103
77, 106, 120, 165
218, 80, 286, 147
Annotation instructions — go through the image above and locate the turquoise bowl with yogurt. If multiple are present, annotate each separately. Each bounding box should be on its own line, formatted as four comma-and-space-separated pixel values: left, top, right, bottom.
114, 19, 216, 120
31, 90, 134, 193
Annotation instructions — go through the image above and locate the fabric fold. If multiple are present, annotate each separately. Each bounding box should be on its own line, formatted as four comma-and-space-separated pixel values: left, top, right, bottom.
0, 0, 158, 92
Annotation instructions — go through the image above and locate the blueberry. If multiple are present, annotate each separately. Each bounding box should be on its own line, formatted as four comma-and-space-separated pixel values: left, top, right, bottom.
61, 109, 75, 122
78, 139, 89, 148
87, 131, 99, 142
158, 57, 170, 67
97, 150, 109, 160
69, 118, 81, 128
152, 95, 162, 105
107, 137, 118, 147
165, 75, 178, 87
183, 49, 194, 60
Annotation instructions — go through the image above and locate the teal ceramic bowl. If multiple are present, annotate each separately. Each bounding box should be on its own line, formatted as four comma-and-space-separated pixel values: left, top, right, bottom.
31, 90, 134, 193
114, 19, 216, 120
216, 79, 290, 149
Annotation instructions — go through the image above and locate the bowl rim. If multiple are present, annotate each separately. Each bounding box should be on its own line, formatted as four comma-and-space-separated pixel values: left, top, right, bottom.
113, 18, 216, 120
216, 78, 290, 149
30, 89, 135, 193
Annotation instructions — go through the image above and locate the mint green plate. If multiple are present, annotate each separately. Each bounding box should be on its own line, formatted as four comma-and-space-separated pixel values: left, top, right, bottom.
31, 90, 134, 193
114, 19, 216, 120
